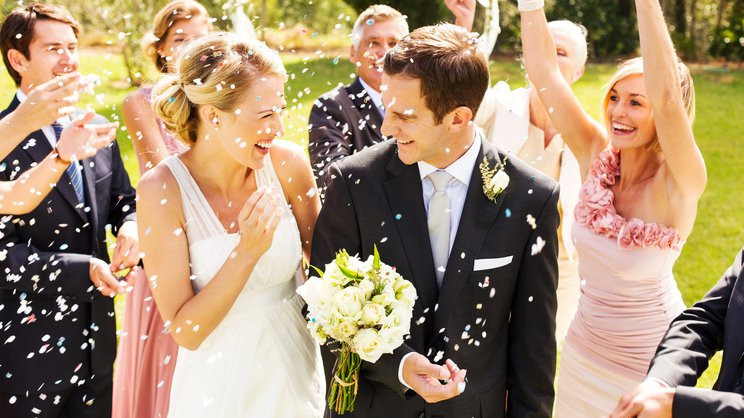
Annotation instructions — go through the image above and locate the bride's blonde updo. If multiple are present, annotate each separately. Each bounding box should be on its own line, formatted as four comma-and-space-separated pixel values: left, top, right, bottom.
151, 32, 286, 145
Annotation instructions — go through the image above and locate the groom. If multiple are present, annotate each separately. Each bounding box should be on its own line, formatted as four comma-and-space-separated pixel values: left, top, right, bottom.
311, 23, 559, 417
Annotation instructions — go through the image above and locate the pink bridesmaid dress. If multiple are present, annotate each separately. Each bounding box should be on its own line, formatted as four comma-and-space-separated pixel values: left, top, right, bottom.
112, 87, 188, 418
554, 148, 687, 417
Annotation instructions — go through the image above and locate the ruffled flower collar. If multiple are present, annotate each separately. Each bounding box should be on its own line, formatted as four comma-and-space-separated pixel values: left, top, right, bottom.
574, 148, 682, 251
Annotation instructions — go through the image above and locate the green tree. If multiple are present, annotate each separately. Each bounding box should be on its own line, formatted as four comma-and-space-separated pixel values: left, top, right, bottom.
709, 0, 744, 60
341, 0, 452, 29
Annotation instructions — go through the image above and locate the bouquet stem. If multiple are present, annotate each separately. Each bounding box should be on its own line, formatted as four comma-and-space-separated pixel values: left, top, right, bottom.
329, 345, 361, 414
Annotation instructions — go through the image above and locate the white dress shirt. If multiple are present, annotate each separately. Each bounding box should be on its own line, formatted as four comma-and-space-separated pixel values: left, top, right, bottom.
358, 77, 385, 118
417, 133, 482, 254
397, 132, 482, 390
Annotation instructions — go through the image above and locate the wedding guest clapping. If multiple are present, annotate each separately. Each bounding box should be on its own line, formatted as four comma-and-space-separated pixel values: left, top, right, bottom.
0, 74, 117, 215
138, 32, 324, 417
0, 4, 137, 416
114, 2, 210, 416
520, 0, 705, 415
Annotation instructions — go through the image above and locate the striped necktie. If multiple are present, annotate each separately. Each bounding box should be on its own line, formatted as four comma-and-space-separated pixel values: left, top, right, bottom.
51, 122, 85, 204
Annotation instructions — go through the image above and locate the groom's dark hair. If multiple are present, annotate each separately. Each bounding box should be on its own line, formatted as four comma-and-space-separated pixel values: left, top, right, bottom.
383, 23, 489, 124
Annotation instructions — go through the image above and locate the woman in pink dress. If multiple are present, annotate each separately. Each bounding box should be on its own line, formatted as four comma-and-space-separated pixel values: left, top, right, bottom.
519, 0, 706, 415
113, 2, 210, 417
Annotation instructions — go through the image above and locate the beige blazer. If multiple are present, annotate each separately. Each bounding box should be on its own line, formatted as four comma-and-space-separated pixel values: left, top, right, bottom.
476, 81, 581, 259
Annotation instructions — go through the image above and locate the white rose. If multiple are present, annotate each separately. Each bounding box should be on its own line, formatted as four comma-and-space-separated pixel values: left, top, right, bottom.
352, 328, 385, 363
308, 319, 328, 345
358, 278, 375, 300
332, 287, 365, 318
393, 277, 417, 308
378, 327, 405, 353
385, 301, 413, 331
296, 276, 328, 309
488, 170, 510, 194
329, 320, 358, 342
360, 303, 386, 326
371, 288, 395, 307
324, 262, 349, 286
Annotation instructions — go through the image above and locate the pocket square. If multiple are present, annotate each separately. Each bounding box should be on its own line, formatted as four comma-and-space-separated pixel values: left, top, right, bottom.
473, 256, 513, 271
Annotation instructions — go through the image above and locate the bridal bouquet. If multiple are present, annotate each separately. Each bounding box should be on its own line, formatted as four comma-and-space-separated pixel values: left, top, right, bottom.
297, 246, 417, 414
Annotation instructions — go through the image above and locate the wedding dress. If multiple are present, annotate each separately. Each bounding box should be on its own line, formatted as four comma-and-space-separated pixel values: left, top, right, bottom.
162, 155, 325, 417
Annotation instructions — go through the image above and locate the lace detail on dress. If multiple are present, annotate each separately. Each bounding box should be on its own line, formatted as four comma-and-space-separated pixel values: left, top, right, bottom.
574, 148, 682, 251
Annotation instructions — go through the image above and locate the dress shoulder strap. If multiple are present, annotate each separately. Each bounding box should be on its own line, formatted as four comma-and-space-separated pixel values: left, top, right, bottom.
162, 156, 226, 242
254, 153, 290, 206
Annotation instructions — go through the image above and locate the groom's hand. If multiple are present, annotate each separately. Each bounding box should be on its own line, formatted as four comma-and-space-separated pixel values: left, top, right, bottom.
402, 353, 467, 403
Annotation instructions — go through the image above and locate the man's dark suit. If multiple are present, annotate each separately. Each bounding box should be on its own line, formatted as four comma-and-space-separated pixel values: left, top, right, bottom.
647, 246, 744, 417
308, 77, 384, 193
0, 96, 136, 414
311, 138, 560, 417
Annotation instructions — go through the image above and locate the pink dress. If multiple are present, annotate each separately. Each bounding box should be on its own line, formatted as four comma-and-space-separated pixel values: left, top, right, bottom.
554, 149, 686, 417
112, 87, 189, 418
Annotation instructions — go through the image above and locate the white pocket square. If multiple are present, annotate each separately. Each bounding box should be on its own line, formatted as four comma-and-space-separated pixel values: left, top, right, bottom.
473, 256, 513, 271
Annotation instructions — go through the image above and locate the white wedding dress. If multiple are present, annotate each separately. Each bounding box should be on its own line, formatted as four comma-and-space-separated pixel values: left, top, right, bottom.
162, 155, 325, 418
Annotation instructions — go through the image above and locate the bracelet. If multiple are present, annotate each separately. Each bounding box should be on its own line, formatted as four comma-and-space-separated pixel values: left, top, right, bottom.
52, 149, 71, 165
518, 0, 544, 12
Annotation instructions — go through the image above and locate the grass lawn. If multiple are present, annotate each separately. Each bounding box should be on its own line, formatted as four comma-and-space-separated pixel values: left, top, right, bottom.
1, 49, 743, 389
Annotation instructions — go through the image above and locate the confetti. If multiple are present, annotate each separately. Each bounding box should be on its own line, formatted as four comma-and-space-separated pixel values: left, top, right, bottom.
531, 236, 546, 255
526, 214, 537, 229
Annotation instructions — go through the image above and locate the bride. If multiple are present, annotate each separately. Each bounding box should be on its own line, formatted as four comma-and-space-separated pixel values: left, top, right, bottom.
137, 32, 325, 417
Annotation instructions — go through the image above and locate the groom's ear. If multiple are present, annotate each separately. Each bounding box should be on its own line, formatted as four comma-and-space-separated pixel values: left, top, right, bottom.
447, 106, 474, 132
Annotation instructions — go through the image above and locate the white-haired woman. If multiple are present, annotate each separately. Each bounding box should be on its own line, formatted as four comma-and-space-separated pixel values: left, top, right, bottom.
447, 0, 589, 344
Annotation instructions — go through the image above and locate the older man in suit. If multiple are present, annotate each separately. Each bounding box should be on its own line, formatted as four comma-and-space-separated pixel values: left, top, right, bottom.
311, 23, 559, 418
308, 4, 408, 194
612, 247, 744, 418
0, 4, 138, 417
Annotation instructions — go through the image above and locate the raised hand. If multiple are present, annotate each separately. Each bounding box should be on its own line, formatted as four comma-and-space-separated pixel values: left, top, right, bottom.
13, 73, 88, 132
402, 353, 467, 403
56, 111, 118, 162
445, 0, 477, 31
236, 187, 284, 259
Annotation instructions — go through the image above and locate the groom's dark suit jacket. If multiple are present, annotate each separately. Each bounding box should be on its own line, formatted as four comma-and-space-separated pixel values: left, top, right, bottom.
647, 246, 744, 417
311, 138, 560, 418
0, 95, 136, 394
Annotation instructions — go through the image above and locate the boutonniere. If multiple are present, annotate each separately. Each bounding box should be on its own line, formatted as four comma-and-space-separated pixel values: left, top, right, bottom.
479, 156, 509, 202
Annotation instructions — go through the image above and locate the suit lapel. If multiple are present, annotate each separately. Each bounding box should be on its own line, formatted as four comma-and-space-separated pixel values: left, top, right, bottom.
434, 140, 505, 332
383, 154, 439, 309
348, 78, 384, 142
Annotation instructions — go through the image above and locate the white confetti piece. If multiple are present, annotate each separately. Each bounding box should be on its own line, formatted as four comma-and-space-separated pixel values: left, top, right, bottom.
531, 237, 546, 255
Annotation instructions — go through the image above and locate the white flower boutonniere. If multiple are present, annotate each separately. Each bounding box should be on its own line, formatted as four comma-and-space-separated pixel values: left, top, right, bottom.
479, 156, 509, 202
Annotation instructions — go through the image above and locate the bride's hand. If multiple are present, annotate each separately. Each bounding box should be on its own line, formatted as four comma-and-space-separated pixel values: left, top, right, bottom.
236, 187, 283, 259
